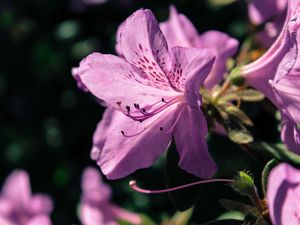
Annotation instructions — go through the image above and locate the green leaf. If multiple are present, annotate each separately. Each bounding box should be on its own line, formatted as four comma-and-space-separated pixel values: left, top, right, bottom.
219, 199, 258, 215
208, 0, 238, 7
200, 87, 213, 103
139, 214, 157, 225
214, 105, 254, 144
217, 211, 244, 221
238, 89, 265, 102
165, 143, 201, 211
250, 142, 300, 166
201, 219, 243, 225
261, 159, 279, 196
226, 120, 254, 144
163, 208, 193, 225
225, 105, 253, 126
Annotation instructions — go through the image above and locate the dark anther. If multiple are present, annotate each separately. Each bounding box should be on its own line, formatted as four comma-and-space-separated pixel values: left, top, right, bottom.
160, 127, 163, 131
126, 105, 130, 112
139, 120, 143, 123
121, 131, 125, 135
142, 108, 146, 113
161, 98, 165, 102
116, 101, 121, 105
134, 103, 140, 109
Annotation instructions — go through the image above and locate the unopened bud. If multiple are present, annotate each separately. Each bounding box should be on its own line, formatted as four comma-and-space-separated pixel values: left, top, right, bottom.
232, 171, 255, 196
229, 67, 245, 86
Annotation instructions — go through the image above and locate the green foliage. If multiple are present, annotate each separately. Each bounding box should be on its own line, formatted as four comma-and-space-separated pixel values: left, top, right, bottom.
232, 171, 255, 196
261, 159, 279, 196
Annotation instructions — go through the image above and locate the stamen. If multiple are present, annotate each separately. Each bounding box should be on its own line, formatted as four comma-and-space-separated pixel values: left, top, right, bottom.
159, 127, 163, 131
121, 128, 146, 137
120, 96, 185, 122
129, 179, 234, 194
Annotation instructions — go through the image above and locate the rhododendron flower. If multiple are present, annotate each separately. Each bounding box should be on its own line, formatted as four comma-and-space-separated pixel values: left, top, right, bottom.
242, 0, 300, 153
79, 167, 141, 225
267, 163, 300, 225
159, 6, 238, 89
75, 9, 217, 179
0, 170, 53, 225
248, 0, 288, 47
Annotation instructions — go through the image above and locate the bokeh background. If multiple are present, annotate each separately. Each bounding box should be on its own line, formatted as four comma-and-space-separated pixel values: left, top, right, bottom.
0, 0, 280, 224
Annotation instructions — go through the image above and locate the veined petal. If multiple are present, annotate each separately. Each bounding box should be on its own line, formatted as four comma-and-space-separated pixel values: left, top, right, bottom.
80, 203, 117, 225
243, 1, 300, 153
243, 31, 297, 105
281, 114, 300, 154
174, 107, 217, 178
118, 9, 172, 89
78, 53, 177, 118
2, 170, 31, 210
267, 163, 300, 225
97, 104, 182, 179
169, 46, 215, 107
91, 108, 121, 161
273, 73, 300, 123
159, 5, 198, 48
195, 31, 238, 89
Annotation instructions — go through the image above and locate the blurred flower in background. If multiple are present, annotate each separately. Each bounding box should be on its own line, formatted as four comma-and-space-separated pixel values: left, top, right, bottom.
0, 170, 53, 225
79, 167, 141, 225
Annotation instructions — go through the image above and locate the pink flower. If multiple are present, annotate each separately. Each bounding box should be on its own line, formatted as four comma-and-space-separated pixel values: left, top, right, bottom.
248, 0, 287, 25
79, 167, 141, 225
242, 0, 300, 153
159, 6, 238, 89
248, 0, 288, 47
267, 163, 300, 225
75, 9, 217, 179
0, 170, 53, 225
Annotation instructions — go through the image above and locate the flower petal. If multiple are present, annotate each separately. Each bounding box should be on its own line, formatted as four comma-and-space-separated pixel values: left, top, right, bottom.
267, 163, 300, 225
72, 67, 88, 92
281, 114, 300, 154
159, 6, 198, 48
118, 9, 172, 88
81, 167, 111, 203
169, 46, 215, 107
78, 53, 177, 117
26, 215, 52, 225
248, 0, 287, 25
91, 108, 123, 161
243, 0, 299, 105
28, 194, 53, 215
174, 107, 217, 178
2, 170, 31, 209
0, 216, 17, 225
195, 31, 238, 89
80, 203, 117, 225
97, 105, 182, 179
